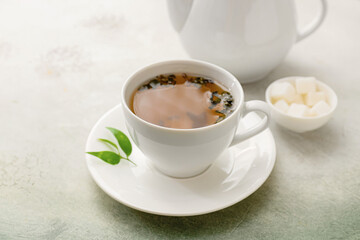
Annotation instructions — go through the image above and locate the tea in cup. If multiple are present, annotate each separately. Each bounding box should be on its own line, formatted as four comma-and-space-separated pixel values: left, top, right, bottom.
130, 73, 234, 129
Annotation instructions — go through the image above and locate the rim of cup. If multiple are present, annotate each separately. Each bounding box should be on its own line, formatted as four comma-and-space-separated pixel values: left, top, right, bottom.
121, 59, 244, 132
265, 76, 338, 120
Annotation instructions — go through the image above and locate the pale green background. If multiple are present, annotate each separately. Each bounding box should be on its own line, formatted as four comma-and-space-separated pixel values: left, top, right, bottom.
1, 0, 359, 239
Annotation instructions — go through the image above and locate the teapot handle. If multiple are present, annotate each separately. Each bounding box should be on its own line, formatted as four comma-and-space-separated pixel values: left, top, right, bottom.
296, 0, 327, 42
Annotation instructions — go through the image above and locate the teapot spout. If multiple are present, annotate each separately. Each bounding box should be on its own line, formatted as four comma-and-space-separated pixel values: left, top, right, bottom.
167, 0, 193, 32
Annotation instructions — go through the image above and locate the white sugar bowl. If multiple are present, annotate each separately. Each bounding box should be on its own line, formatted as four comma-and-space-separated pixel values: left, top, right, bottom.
265, 77, 337, 133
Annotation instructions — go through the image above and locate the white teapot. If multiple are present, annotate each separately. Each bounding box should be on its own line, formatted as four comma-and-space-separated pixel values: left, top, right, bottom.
167, 0, 327, 83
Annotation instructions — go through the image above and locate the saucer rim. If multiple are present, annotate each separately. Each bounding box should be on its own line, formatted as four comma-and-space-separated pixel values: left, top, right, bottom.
85, 104, 276, 216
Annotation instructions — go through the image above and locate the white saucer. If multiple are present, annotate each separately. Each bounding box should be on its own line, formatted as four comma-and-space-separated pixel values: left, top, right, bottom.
85, 104, 276, 216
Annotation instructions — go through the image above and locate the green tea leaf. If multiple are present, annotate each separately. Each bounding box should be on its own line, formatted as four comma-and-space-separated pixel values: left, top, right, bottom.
86, 151, 121, 165
98, 138, 119, 152
106, 127, 132, 157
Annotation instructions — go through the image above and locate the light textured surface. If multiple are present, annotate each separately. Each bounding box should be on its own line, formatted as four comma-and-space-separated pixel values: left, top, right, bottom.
1, 0, 360, 239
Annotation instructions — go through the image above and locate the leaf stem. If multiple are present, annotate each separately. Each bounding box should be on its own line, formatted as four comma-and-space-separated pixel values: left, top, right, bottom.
125, 157, 137, 166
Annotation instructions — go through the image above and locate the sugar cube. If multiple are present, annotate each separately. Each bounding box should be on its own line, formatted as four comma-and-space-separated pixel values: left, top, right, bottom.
295, 77, 317, 94
271, 82, 296, 102
293, 94, 304, 104
305, 91, 327, 107
309, 100, 331, 116
274, 100, 289, 113
287, 103, 309, 117
305, 109, 318, 117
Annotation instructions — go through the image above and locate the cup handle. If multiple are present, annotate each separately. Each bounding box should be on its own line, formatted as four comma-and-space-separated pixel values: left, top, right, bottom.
229, 100, 270, 147
296, 0, 327, 42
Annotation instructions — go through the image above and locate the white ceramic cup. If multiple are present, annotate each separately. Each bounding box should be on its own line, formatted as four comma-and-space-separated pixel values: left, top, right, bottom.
121, 60, 270, 178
